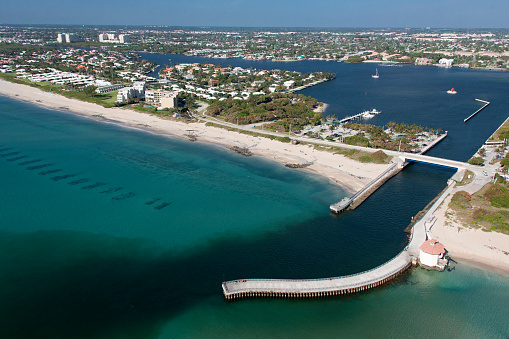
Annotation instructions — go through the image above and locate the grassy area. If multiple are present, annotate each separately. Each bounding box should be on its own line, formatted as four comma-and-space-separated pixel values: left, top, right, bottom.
449, 183, 509, 234
334, 148, 391, 164
204, 122, 292, 142
489, 117, 509, 142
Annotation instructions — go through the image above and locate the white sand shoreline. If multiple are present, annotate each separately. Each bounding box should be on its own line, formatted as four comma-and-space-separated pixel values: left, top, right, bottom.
0, 78, 391, 195
429, 181, 509, 275
2, 78, 508, 276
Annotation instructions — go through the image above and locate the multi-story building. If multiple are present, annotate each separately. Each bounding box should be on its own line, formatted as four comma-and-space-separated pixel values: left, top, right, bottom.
99, 33, 130, 44
56, 34, 66, 43
116, 87, 136, 103
145, 89, 166, 105
119, 34, 130, 44
145, 89, 178, 109
160, 92, 178, 110
133, 81, 146, 98
56, 33, 82, 43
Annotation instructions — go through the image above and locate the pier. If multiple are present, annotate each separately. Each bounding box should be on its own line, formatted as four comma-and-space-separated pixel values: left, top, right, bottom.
221, 130, 479, 300
338, 109, 380, 124
464, 99, 490, 123
222, 250, 412, 300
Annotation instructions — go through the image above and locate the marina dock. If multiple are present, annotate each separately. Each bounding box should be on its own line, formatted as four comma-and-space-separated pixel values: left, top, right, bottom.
338, 109, 381, 124
464, 99, 490, 123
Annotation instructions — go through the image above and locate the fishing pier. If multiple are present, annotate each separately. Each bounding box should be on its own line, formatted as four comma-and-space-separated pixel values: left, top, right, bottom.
464, 99, 490, 123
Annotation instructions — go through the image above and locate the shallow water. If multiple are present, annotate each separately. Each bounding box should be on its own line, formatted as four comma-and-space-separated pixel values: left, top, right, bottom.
1, 59, 509, 338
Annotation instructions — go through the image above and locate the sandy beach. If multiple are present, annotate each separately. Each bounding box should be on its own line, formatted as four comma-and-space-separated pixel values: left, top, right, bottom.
3, 78, 507, 275
0, 79, 390, 194
429, 189, 509, 276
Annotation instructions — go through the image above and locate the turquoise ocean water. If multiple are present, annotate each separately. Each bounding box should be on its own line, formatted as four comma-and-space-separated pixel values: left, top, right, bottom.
1, 59, 509, 338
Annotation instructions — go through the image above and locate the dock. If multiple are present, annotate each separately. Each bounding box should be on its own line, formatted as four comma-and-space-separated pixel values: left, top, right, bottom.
338, 109, 381, 124
464, 99, 490, 123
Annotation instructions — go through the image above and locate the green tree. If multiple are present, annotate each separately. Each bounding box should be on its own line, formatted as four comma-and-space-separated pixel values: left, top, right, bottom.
83, 85, 97, 97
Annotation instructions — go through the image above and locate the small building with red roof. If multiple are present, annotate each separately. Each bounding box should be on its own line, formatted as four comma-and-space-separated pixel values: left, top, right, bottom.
419, 239, 448, 271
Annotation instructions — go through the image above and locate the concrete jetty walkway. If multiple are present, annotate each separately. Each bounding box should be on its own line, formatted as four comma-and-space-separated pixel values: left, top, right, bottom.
222, 250, 412, 300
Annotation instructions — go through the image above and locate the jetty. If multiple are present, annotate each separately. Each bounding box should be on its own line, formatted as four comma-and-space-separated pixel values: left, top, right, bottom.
220, 130, 477, 301
331, 131, 448, 214
464, 99, 490, 123
221, 157, 464, 301
222, 250, 412, 300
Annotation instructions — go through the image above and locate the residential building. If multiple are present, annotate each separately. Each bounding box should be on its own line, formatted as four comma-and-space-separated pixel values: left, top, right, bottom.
133, 81, 146, 98
119, 34, 130, 44
95, 84, 124, 94
438, 58, 454, 67
116, 87, 136, 103
145, 89, 167, 105
160, 92, 178, 109
145, 89, 178, 109
56, 33, 82, 43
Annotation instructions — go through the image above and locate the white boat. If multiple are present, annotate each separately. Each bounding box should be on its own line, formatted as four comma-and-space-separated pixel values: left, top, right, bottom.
372, 68, 379, 79
361, 109, 381, 119
447, 88, 457, 94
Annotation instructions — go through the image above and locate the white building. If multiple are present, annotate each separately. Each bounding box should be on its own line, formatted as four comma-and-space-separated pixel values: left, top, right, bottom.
57, 33, 82, 43
419, 239, 448, 270
57, 34, 66, 43
119, 34, 130, 44
99, 33, 130, 44
160, 92, 178, 109
438, 58, 454, 67
133, 81, 146, 98
116, 87, 136, 103
283, 80, 295, 89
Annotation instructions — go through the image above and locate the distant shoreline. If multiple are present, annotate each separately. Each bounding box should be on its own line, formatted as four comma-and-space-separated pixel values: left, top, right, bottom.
0, 78, 391, 195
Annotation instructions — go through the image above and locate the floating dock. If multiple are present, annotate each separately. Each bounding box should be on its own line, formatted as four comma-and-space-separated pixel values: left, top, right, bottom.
464, 99, 490, 123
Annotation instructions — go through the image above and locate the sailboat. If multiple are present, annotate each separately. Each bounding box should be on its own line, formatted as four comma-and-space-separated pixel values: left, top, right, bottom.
372, 68, 379, 79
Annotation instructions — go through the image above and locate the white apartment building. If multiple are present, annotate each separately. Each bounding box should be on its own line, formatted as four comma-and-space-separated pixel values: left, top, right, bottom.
116, 82, 145, 103
99, 33, 130, 44
145, 89, 178, 109
119, 34, 130, 44
57, 33, 82, 43
133, 81, 146, 98
116, 87, 136, 103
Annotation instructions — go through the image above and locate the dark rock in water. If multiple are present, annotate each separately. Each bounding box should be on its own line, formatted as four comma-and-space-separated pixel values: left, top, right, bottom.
285, 163, 312, 168
230, 146, 253, 156
145, 197, 162, 205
